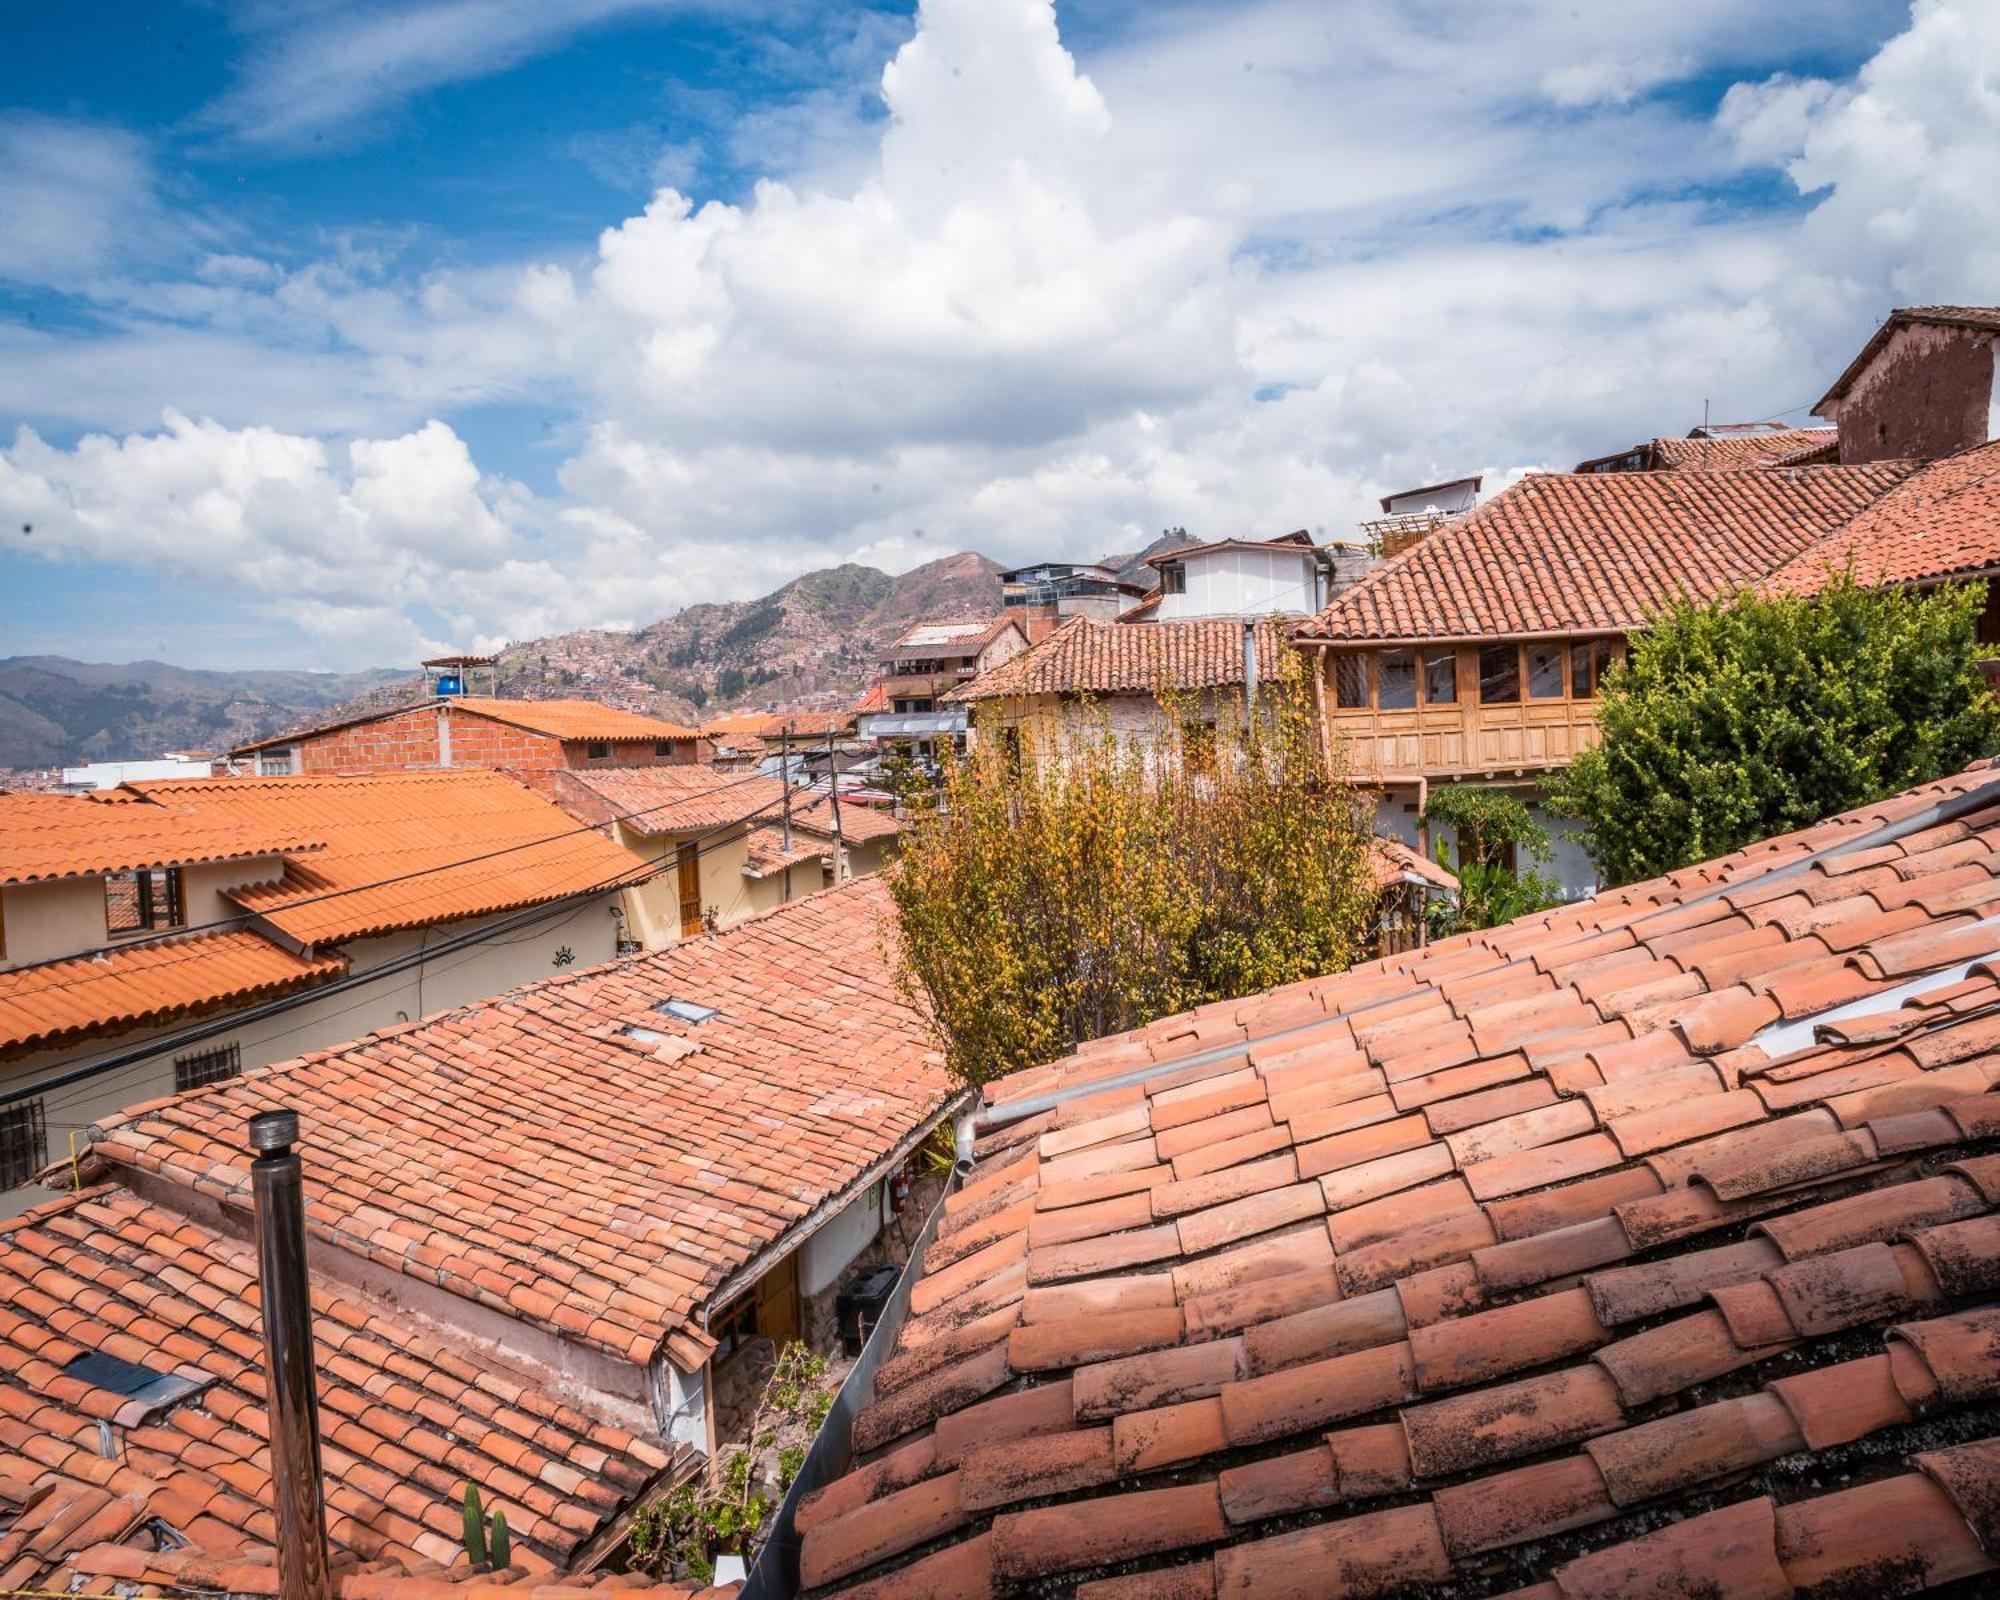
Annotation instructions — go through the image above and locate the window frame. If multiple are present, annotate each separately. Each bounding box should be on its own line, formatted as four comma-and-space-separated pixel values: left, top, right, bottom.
1333, 653, 1370, 709
1526, 641, 1568, 700
257, 747, 295, 777
1376, 648, 1418, 710
105, 866, 186, 937
653, 739, 677, 757
1478, 643, 1522, 705
174, 1041, 243, 1094
584, 740, 613, 762
1571, 637, 1619, 698
1422, 648, 1457, 705
0, 1098, 47, 1191
1159, 562, 1187, 596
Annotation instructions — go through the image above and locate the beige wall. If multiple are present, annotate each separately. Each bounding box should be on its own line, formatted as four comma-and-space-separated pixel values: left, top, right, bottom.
609, 821, 758, 947
0, 894, 622, 1218
1, 854, 291, 972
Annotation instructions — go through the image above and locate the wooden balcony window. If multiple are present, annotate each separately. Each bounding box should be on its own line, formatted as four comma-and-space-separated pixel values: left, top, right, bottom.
1479, 644, 1520, 703
1423, 649, 1456, 704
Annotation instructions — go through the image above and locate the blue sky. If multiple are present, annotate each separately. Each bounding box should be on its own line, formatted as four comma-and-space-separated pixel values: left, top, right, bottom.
1, 0, 1992, 671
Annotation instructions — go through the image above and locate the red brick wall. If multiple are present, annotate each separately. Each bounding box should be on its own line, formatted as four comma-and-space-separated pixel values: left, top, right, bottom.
291, 704, 704, 780
1837, 321, 1996, 464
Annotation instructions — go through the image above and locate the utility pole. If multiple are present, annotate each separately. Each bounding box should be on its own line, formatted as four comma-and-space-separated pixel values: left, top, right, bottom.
825, 728, 847, 884
780, 729, 793, 852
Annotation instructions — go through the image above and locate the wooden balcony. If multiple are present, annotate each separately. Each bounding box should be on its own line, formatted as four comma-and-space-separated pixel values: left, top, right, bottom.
1314, 638, 1621, 785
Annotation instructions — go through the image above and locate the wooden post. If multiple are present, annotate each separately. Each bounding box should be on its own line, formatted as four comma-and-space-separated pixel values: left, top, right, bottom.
825, 729, 847, 884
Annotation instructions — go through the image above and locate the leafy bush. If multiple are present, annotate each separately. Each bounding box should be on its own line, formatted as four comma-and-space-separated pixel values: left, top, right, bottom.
1547, 577, 2000, 885
1420, 785, 1562, 930
888, 645, 1375, 1086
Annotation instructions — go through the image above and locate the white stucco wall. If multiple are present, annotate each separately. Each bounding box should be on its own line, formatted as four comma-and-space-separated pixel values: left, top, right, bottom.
800, 1179, 887, 1296
1153, 547, 1318, 622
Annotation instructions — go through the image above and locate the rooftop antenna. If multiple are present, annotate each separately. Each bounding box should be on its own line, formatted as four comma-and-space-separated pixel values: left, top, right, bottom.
1702, 398, 1711, 432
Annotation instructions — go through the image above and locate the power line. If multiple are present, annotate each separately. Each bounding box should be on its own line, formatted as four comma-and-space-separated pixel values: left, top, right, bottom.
5, 784, 813, 1116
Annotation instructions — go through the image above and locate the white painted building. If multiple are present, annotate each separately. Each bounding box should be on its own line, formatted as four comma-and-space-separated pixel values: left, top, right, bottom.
1143, 530, 1340, 621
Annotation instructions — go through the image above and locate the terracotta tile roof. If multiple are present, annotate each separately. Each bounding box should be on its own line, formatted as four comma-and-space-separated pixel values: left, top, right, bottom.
1365, 838, 1458, 896
448, 698, 699, 742
87, 880, 954, 1368
1764, 438, 2000, 598
123, 772, 641, 948
52, 1549, 726, 1600
947, 618, 1288, 702
743, 826, 826, 876
0, 1184, 692, 1591
796, 760, 2000, 1597
1296, 464, 1913, 644
559, 766, 790, 835
1575, 428, 1837, 474
0, 792, 323, 887
890, 618, 1017, 657
0, 931, 344, 1059
233, 698, 696, 755
852, 682, 893, 716
698, 711, 853, 740
793, 798, 901, 847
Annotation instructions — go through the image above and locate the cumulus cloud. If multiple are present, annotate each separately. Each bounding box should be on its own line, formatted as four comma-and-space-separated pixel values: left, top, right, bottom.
4, 0, 1997, 667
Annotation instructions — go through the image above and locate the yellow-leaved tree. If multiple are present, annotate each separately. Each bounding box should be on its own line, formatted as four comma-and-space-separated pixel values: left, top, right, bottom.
887, 640, 1376, 1086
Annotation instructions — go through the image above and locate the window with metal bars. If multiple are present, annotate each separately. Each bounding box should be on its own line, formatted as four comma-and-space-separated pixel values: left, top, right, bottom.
174, 1042, 242, 1094
0, 1099, 47, 1190
105, 866, 185, 936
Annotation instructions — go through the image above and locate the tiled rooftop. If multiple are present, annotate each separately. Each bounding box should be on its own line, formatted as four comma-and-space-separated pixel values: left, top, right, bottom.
85, 880, 953, 1370
793, 798, 901, 848
0, 1184, 688, 1589
0, 930, 344, 1059
448, 698, 700, 743
559, 766, 791, 835
796, 761, 2000, 1597
1764, 438, 2000, 598
0, 791, 323, 887
892, 619, 1017, 656
947, 619, 1287, 702
125, 772, 641, 948
1296, 465, 1911, 644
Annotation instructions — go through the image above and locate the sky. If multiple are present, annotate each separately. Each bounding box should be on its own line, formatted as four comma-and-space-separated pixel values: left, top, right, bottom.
0, 0, 1995, 672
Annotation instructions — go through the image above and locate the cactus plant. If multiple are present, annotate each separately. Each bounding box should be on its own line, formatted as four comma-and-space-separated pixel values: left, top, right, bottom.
462, 1484, 487, 1566
489, 1509, 511, 1569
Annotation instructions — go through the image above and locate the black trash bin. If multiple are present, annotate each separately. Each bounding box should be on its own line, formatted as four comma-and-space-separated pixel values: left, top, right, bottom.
836, 1264, 900, 1356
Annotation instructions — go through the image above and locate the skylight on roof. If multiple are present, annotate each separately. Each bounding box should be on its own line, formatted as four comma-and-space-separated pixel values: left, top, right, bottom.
621, 1024, 669, 1045
654, 998, 718, 1024
64, 1351, 206, 1412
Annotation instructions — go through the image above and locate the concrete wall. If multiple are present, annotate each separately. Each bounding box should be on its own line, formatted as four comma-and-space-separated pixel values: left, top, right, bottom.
1832, 319, 1998, 464
1154, 547, 1317, 621
799, 1179, 887, 1296
0, 893, 621, 1217
0, 878, 113, 968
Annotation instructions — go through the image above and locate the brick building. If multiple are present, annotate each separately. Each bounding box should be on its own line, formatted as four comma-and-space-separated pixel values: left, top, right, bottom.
232, 694, 704, 788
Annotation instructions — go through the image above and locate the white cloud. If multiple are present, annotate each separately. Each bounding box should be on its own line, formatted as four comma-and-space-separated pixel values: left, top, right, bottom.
4, 0, 1997, 668
0, 116, 170, 287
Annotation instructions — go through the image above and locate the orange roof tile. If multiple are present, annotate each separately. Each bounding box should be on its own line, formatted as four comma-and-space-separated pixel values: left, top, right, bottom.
797, 759, 2000, 1596
0, 1185, 692, 1590
1297, 464, 1912, 644
0, 792, 323, 887
888, 618, 1018, 657
87, 880, 954, 1366
124, 772, 641, 947
947, 618, 1287, 701
743, 826, 826, 876
559, 765, 791, 834
1764, 438, 2000, 598
449, 697, 699, 742
0, 930, 343, 1059
699, 711, 853, 740
1575, 427, 1835, 474
793, 797, 901, 847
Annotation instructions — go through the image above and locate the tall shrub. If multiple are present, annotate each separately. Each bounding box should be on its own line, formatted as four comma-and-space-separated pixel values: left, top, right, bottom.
888, 645, 1375, 1086
1548, 576, 2000, 886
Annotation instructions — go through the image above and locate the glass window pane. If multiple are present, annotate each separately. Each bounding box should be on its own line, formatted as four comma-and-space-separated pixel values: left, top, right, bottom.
1378, 649, 1417, 709
1594, 639, 1617, 690
1479, 644, 1520, 704
1572, 641, 1594, 698
1334, 654, 1369, 708
1527, 643, 1566, 698
1423, 649, 1457, 705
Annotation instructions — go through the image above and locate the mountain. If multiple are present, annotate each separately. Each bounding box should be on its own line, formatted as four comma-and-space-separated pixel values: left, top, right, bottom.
0, 658, 405, 771
478, 550, 1009, 720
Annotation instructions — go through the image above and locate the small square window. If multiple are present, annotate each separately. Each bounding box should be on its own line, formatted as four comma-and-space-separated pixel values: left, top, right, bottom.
257, 748, 295, 776
0, 1099, 47, 1190
1479, 645, 1521, 704
174, 1043, 242, 1094
1423, 649, 1457, 705
653, 739, 676, 757
1527, 643, 1566, 699
1377, 650, 1417, 710
1333, 654, 1369, 708
585, 741, 613, 761
106, 867, 185, 936
1159, 563, 1187, 596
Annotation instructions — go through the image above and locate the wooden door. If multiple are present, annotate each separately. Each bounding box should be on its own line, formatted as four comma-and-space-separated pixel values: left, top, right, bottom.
754, 1251, 800, 1344
676, 841, 702, 936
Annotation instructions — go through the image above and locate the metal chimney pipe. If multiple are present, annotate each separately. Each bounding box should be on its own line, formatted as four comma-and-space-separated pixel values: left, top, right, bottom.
249, 1110, 332, 1600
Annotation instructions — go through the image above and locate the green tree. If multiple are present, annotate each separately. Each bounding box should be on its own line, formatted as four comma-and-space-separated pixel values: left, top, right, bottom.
1548, 576, 2000, 886
1421, 785, 1562, 931
887, 646, 1376, 1086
